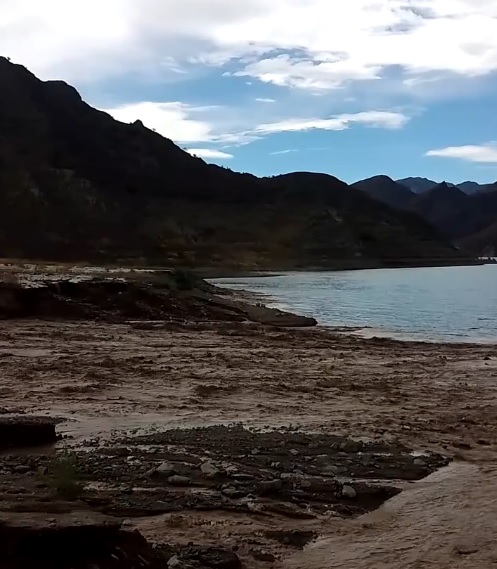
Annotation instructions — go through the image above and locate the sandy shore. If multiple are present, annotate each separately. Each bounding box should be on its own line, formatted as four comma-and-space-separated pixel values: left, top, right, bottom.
1, 312, 497, 567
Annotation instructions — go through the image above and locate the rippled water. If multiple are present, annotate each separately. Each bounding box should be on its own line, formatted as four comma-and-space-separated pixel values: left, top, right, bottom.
214, 264, 497, 343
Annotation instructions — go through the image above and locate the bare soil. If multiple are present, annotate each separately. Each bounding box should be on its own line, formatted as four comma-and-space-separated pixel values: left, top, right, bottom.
0, 313, 497, 567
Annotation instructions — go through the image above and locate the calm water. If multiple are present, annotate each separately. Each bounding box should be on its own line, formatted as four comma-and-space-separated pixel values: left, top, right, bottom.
214, 264, 497, 343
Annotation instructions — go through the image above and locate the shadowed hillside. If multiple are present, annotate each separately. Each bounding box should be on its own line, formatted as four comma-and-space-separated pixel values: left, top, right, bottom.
354, 175, 497, 256
0, 57, 472, 269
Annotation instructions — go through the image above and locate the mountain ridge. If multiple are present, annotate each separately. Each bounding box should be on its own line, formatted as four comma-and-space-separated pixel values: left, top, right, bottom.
354, 175, 497, 255
0, 57, 475, 268
398, 177, 495, 195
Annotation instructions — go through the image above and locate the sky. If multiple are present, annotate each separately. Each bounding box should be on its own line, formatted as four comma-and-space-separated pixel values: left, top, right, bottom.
2, 0, 497, 184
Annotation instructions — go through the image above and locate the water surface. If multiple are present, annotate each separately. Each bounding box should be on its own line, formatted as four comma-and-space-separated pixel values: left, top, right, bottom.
214, 264, 497, 343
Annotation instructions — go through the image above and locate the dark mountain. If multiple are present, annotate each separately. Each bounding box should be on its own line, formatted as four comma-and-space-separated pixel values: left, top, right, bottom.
0, 57, 471, 269
355, 174, 497, 255
440, 186, 497, 244
351, 175, 415, 209
398, 177, 494, 196
456, 181, 495, 195
409, 183, 469, 234
397, 177, 440, 194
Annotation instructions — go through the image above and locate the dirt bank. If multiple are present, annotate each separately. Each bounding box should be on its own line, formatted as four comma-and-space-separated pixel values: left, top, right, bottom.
0, 272, 316, 327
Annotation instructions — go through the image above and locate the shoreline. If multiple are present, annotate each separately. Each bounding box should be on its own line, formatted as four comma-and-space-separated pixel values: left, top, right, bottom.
212, 271, 497, 348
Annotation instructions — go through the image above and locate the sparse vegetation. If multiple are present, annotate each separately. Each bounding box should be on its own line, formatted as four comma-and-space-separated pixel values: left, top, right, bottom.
47, 452, 85, 501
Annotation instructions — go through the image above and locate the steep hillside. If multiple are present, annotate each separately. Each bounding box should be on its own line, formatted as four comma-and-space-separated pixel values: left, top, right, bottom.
409, 183, 469, 234
351, 175, 414, 209
460, 221, 497, 257
0, 57, 470, 269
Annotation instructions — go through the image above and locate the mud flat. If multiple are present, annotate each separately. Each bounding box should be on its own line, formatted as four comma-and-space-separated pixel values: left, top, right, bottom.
0, 268, 497, 567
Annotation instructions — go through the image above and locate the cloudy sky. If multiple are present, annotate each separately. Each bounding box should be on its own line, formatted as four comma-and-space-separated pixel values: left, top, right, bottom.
2, 0, 497, 183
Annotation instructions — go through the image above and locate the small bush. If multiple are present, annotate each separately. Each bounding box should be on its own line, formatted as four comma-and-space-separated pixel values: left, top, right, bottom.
48, 452, 84, 501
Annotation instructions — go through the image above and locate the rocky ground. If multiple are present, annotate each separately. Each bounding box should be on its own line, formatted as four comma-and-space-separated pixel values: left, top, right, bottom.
1, 269, 497, 568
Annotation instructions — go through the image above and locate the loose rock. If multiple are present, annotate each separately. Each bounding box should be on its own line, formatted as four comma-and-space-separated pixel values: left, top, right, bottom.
168, 475, 191, 486
200, 462, 220, 479
342, 484, 357, 499
256, 479, 283, 496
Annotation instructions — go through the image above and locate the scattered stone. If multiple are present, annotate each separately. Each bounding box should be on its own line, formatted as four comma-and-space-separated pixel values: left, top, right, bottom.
200, 462, 220, 478
168, 555, 182, 568
251, 448, 260, 455
222, 487, 247, 499
232, 473, 255, 482
256, 479, 283, 496
13, 464, 30, 474
167, 475, 191, 486
289, 449, 299, 456
321, 464, 340, 476
413, 458, 427, 466
342, 485, 357, 499
154, 462, 176, 477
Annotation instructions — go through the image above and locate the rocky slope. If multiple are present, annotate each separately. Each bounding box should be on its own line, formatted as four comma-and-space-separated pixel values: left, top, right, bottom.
0, 57, 470, 269
354, 175, 497, 255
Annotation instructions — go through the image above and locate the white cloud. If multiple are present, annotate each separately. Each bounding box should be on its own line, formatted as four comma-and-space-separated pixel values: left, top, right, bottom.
102, 101, 408, 147
2, 0, 497, 90
255, 98, 276, 103
270, 149, 298, 155
102, 101, 215, 143
234, 55, 381, 90
426, 143, 497, 163
256, 111, 409, 134
186, 148, 233, 160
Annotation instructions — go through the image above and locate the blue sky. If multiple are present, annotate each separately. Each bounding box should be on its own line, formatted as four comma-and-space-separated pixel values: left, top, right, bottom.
2, 0, 497, 184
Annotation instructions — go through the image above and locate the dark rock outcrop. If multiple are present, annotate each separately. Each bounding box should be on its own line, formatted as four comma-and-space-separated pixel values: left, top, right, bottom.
0, 417, 58, 450
0, 511, 242, 569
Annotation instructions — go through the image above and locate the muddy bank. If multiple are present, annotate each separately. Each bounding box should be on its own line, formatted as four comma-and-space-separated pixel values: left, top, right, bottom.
0, 272, 316, 327
0, 268, 495, 567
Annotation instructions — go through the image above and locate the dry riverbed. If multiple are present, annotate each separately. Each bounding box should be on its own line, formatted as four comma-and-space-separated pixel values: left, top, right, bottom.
1, 316, 497, 567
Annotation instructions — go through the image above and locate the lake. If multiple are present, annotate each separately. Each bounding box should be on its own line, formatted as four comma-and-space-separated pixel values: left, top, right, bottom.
213, 264, 497, 343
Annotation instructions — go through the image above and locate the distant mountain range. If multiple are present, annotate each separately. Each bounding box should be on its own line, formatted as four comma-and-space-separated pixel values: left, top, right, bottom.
353, 176, 497, 256
0, 57, 472, 270
397, 177, 496, 195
